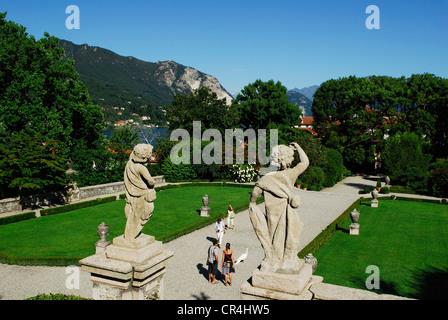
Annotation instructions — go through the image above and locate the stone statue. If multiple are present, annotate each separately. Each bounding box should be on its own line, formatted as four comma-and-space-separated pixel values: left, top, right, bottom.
249, 142, 309, 274
124, 143, 156, 241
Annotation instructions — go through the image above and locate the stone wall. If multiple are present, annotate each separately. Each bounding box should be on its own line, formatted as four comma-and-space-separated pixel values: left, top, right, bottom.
0, 176, 165, 216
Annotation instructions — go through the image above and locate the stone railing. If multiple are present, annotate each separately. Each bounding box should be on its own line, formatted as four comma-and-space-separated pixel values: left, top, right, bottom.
0, 176, 165, 216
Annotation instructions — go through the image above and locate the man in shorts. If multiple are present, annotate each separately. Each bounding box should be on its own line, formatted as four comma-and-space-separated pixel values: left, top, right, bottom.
208, 239, 219, 284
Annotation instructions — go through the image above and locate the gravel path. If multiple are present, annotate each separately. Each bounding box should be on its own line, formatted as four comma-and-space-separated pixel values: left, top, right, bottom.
3, 174, 434, 300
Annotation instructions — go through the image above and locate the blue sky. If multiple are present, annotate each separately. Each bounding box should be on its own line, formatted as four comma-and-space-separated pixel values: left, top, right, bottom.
2, 0, 448, 93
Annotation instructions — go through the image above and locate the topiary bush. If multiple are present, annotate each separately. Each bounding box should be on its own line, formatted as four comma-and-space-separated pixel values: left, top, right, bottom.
322, 148, 344, 188
300, 166, 325, 191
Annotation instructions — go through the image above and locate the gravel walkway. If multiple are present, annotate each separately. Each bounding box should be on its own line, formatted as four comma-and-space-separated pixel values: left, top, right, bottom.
2, 174, 436, 300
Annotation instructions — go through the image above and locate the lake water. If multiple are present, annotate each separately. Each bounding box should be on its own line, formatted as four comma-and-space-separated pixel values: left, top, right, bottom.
104, 127, 169, 146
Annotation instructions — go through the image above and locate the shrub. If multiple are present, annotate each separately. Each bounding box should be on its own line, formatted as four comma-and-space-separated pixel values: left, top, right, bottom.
323, 148, 344, 188
428, 160, 448, 198
359, 187, 371, 194
26, 293, 91, 300
383, 132, 432, 192
301, 166, 325, 191
231, 164, 258, 183
376, 179, 382, 189
380, 187, 390, 194
161, 158, 197, 182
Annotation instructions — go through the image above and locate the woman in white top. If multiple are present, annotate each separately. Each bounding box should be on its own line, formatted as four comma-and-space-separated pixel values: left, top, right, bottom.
227, 205, 236, 230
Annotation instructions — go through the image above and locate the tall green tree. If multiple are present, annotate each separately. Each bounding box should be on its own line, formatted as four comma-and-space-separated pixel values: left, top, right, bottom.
165, 86, 238, 135
312, 74, 448, 171
0, 12, 108, 192
383, 132, 432, 191
0, 132, 67, 198
233, 79, 302, 131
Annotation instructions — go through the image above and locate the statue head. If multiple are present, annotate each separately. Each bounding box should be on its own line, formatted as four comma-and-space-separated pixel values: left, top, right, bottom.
270, 144, 295, 170
130, 143, 153, 164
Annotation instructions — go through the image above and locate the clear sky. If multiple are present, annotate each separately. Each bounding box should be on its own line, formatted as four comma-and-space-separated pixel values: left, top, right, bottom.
2, 0, 448, 93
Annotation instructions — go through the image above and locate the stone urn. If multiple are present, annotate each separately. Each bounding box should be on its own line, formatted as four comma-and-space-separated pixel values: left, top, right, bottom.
304, 253, 318, 273
202, 194, 210, 207
350, 208, 360, 223
371, 189, 379, 200
97, 222, 109, 243
385, 176, 390, 186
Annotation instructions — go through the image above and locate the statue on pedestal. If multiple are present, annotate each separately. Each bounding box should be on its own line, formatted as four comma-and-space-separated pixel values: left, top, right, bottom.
249, 142, 309, 274
124, 143, 156, 241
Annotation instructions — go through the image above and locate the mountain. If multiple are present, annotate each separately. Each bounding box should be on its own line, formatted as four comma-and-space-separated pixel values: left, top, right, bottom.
287, 90, 313, 117
290, 85, 319, 101
59, 40, 233, 124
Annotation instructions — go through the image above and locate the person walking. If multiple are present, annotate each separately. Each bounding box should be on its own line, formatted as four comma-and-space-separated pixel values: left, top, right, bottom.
227, 205, 236, 230
221, 243, 235, 286
214, 218, 226, 248
207, 239, 219, 284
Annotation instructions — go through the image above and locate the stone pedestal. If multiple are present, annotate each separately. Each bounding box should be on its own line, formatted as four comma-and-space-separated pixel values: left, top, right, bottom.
200, 206, 210, 217
349, 222, 360, 235
240, 262, 322, 300
80, 233, 173, 300
371, 199, 378, 208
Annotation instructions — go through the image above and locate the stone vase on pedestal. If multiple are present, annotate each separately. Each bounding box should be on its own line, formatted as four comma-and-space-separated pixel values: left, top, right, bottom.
95, 222, 111, 253
304, 253, 318, 273
200, 194, 211, 217
349, 208, 360, 235
371, 189, 379, 208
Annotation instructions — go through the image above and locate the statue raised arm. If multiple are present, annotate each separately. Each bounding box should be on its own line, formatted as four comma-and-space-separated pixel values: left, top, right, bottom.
248, 142, 309, 273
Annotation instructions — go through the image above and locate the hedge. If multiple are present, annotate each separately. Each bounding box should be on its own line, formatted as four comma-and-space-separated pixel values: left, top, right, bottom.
39, 196, 117, 216
0, 211, 36, 226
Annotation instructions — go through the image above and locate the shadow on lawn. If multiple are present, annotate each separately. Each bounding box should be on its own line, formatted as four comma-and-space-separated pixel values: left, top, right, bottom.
409, 266, 448, 300
349, 266, 448, 299
349, 275, 402, 297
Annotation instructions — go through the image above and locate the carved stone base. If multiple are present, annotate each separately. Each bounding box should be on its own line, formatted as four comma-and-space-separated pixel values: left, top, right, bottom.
80, 233, 173, 300
240, 263, 322, 300
371, 199, 378, 207
350, 222, 360, 235
200, 206, 210, 217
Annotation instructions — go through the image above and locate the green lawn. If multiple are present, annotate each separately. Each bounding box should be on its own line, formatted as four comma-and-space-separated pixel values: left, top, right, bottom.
313, 199, 448, 299
0, 185, 253, 262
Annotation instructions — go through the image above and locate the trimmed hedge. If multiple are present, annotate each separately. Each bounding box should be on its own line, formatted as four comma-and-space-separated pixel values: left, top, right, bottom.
0, 211, 36, 226
0, 252, 83, 266
39, 196, 117, 216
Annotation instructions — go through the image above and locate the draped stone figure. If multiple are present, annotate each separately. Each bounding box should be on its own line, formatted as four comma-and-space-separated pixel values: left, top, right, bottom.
248, 142, 309, 274
124, 143, 156, 241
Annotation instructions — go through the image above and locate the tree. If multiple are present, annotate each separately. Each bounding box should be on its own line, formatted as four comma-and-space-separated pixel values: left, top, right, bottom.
312, 74, 448, 171
165, 86, 238, 135
0, 132, 67, 198
0, 12, 108, 192
233, 79, 302, 131
383, 132, 432, 191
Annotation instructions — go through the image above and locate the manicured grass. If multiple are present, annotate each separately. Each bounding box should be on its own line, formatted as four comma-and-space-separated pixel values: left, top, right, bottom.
313, 199, 448, 299
0, 185, 253, 263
